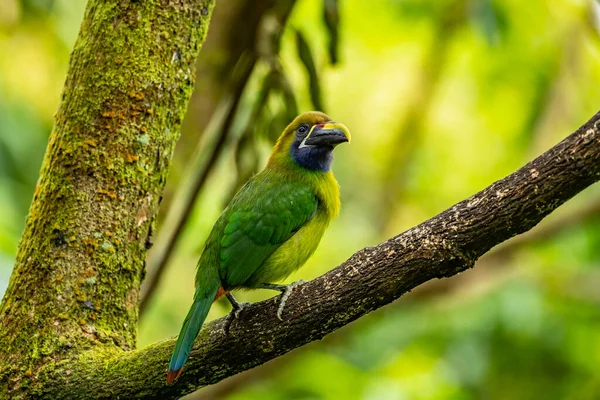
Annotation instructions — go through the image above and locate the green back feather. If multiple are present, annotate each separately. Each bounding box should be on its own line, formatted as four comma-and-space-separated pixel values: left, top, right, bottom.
200, 177, 319, 288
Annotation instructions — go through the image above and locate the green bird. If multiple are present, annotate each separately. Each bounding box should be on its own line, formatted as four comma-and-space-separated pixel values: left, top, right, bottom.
166, 111, 350, 384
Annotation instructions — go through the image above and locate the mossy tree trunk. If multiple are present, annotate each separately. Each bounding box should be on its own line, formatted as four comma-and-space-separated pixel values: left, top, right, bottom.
0, 0, 214, 397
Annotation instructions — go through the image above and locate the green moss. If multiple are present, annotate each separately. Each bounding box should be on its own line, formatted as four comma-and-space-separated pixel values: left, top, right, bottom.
0, 0, 215, 397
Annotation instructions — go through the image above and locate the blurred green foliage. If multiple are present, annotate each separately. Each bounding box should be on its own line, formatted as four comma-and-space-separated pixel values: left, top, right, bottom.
2, 0, 600, 399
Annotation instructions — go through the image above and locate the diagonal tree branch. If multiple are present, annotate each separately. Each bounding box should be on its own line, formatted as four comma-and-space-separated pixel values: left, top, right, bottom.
40, 111, 600, 399
188, 190, 600, 400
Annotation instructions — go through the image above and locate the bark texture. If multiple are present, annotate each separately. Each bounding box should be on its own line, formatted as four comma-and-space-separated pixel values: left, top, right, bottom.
33, 112, 600, 399
0, 0, 214, 397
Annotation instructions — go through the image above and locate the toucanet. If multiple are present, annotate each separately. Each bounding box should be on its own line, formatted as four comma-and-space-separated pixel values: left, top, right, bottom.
166, 111, 350, 384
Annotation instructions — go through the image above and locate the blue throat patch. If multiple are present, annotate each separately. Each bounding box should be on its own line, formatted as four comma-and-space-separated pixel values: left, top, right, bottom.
290, 139, 334, 172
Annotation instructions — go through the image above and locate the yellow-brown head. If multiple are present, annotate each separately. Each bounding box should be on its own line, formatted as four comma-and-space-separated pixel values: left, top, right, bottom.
268, 111, 350, 172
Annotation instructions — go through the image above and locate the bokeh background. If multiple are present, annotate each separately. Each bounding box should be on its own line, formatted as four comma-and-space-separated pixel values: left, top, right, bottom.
2, 0, 600, 398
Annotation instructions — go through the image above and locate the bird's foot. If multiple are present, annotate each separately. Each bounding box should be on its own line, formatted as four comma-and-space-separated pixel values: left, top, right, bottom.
258, 280, 307, 321
224, 292, 250, 333
276, 280, 307, 320
226, 292, 250, 318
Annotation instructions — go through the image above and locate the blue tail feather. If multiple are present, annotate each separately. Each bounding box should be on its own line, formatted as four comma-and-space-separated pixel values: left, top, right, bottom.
166, 284, 218, 384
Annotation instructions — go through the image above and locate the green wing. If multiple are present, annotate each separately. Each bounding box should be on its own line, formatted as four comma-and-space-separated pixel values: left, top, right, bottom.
218, 181, 318, 287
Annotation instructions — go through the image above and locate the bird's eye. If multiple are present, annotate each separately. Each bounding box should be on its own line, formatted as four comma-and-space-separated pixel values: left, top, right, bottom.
297, 124, 309, 135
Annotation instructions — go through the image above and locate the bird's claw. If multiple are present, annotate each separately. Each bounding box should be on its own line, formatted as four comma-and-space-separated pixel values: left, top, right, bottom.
224, 292, 250, 333
276, 280, 307, 321
232, 301, 251, 320
224, 301, 250, 334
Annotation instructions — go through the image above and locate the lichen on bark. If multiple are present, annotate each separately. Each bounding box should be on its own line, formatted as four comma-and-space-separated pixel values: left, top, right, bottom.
0, 0, 214, 397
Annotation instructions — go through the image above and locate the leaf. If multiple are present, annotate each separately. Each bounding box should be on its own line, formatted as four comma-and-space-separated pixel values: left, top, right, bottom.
21, 0, 56, 16
470, 0, 504, 46
323, 0, 340, 65
295, 29, 324, 111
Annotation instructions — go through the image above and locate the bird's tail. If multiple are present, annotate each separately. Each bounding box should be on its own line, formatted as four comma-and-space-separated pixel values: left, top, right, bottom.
166, 282, 219, 384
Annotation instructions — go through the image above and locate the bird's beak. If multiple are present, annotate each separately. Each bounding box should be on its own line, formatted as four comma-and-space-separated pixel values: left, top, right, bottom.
303, 122, 351, 147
